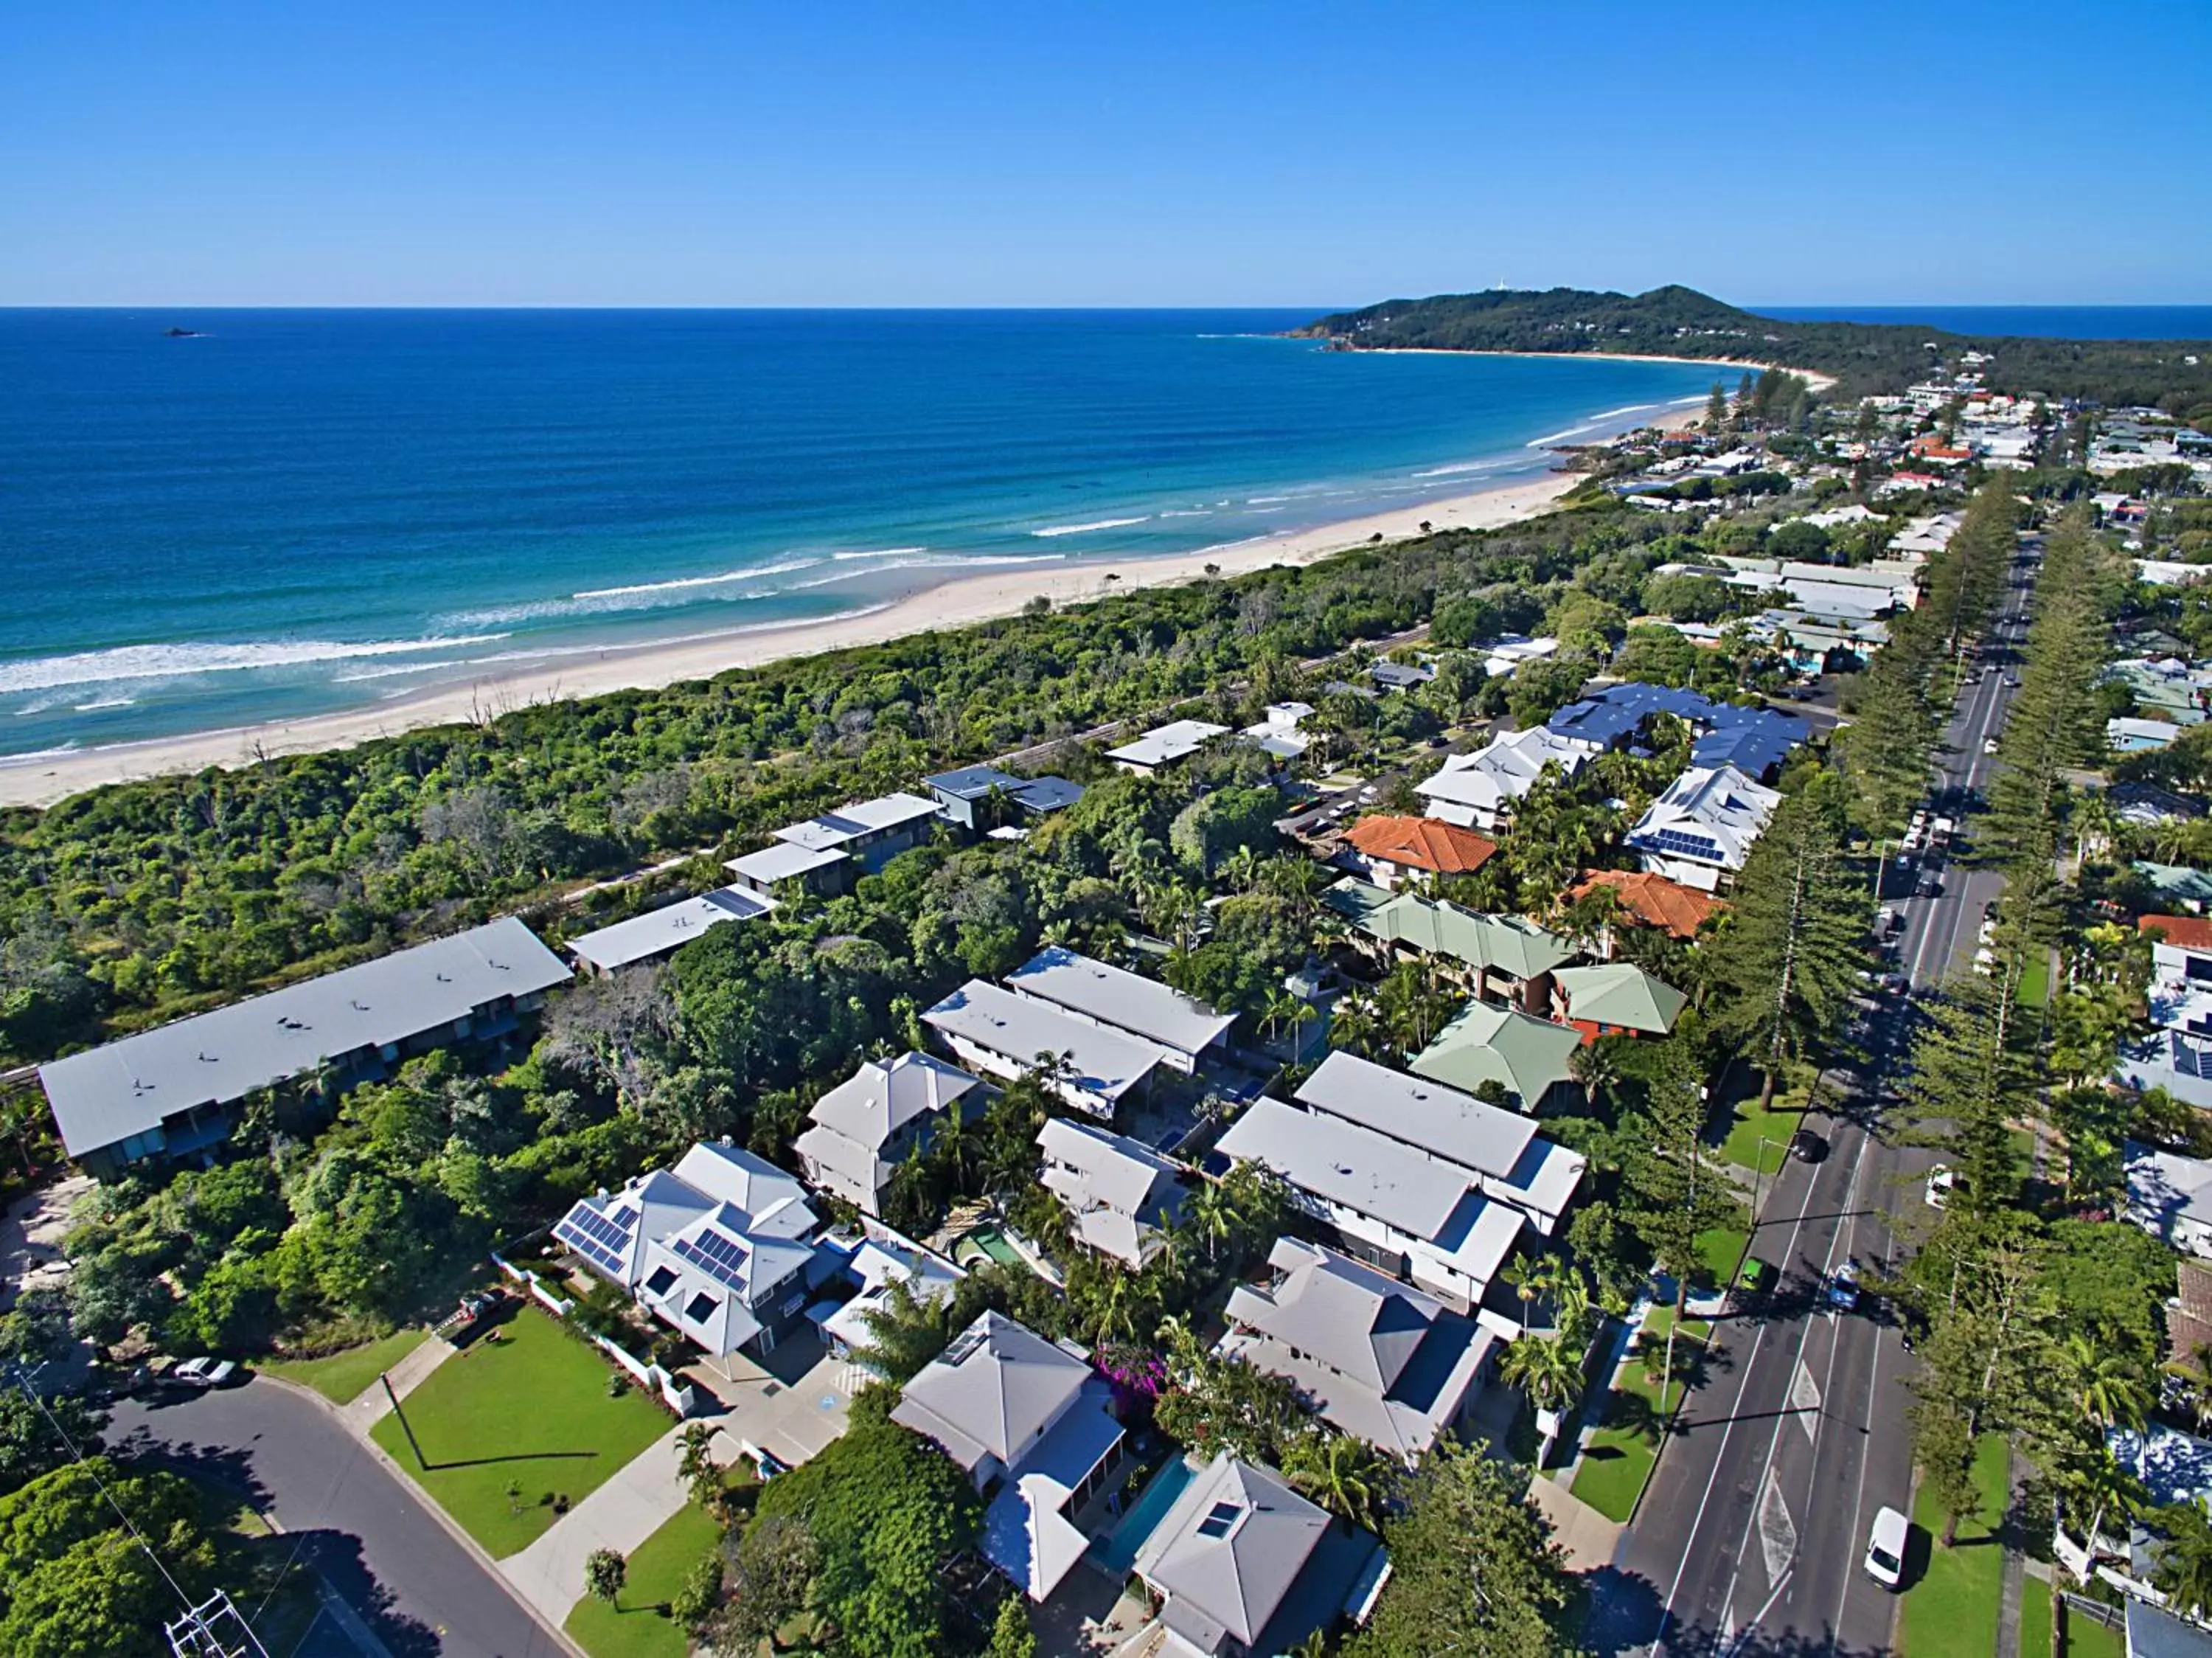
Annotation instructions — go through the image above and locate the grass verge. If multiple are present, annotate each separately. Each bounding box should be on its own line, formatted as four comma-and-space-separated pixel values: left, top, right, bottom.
564, 1502, 723, 1658
369, 1305, 670, 1557
2062, 1608, 2125, 1657
263, 1328, 431, 1404
1570, 1312, 1698, 1524
2020, 1576, 2052, 1658
1899, 1433, 2010, 1655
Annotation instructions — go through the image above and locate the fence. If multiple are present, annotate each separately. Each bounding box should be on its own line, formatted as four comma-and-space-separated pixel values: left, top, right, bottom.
491, 1251, 697, 1416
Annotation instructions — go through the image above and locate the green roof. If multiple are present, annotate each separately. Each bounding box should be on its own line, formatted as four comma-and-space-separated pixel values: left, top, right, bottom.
2136, 861, 2212, 906
1409, 1002, 1582, 1110
1324, 878, 1573, 982
1550, 963, 1688, 1035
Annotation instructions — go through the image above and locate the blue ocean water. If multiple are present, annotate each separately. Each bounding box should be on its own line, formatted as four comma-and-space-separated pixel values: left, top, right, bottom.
1763, 305, 2212, 339
0, 309, 1726, 759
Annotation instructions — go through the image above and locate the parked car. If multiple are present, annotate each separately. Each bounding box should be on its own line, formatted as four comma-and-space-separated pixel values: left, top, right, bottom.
1984, 737, 2000, 755
1865, 1505, 1909, 1588
1729, 1256, 1776, 1311
1788, 1128, 1829, 1164
1826, 1260, 1861, 1312
170, 1357, 239, 1389
1924, 1165, 1959, 1209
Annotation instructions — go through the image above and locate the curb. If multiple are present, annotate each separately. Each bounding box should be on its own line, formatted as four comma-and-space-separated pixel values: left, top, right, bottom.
255, 1373, 594, 1658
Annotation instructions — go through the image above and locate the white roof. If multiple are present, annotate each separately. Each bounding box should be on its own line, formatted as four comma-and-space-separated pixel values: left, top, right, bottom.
1106, 719, 1231, 768
808, 1051, 978, 1154
725, 840, 850, 885
821, 1231, 965, 1355
1627, 764, 1781, 873
1004, 946, 1235, 1058
1416, 726, 1588, 816
1214, 1097, 1523, 1286
922, 981, 1168, 1103
568, 885, 776, 971
1037, 1117, 1185, 1264
2127, 1141, 2212, 1233
773, 791, 941, 852
1295, 1052, 1538, 1180
39, 917, 571, 1158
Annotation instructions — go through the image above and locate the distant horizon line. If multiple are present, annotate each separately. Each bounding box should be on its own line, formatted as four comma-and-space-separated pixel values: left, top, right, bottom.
2, 299, 2208, 313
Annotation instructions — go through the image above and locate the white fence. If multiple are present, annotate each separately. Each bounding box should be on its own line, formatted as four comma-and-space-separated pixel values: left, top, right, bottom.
491, 1252, 697, 1416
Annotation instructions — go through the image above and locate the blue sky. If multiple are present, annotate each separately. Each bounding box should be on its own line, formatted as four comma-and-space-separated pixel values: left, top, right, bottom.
2, 1, 2205, 308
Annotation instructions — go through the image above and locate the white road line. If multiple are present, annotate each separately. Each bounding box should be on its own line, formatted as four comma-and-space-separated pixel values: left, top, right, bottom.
1791, 1359, 1823, 1442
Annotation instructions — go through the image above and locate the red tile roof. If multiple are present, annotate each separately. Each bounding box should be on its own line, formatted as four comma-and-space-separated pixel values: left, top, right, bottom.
1571, 870, 1724, 940
2142, 913, 2212, 952
1343, 814, 1498, 875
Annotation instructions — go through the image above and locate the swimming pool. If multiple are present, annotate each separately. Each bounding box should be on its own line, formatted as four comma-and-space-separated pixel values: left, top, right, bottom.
951, 1226, 1024, 1270
1088, 1454, 1197, 1578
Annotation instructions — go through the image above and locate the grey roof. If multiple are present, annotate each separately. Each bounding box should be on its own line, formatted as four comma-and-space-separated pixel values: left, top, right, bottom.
1295, 1051, 1539, 1179
1004, 946, 1234, 1058
725, 839, 849, 886
2129, 1600, 2212, 1658
568, 884, 775, 972
1106, 719, 1230, 768
922, 980, 1168, 1103
1214, 1096, 1500, 1252
773, 791, 941, 852
39, 917, 570, 1158
891, 1311, 1092, 1472
1010, 776, 1085, 814
809, 1052, 978, 1154
1037, 1117, 1186, 1265
923, 764, 1024, 800
1135, 1454, 1330, 1651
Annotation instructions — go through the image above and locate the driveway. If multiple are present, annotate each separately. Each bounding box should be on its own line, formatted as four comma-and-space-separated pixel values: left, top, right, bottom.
0, 1171, 90, 1311
110, 1378, 567, 1658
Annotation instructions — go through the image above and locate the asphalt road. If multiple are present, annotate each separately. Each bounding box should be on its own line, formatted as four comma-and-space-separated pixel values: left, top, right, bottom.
1592, 541, 2041, 1657
108, 1377, 563, 1658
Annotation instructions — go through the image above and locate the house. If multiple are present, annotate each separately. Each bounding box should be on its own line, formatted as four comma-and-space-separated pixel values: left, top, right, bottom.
921, 766, 1086, 833
1543, 684, 1809, 781
2110, 718, 2181, 754
552, 1140, 830, 1373
724, 839, 852, 901
1339, 815, 1498, 892
1133, 1452, 1388, 1657
922, 980, 1168, 1117
1323, 880, 1575, 1010
2135, 862, 2212, 915
1413, 725, 1590, 833
1107, 720, 1231, 776
568, 884, 776, 975
2125, 1600, 2212, 1658
1406, 1003, 1587, 1131
1549, 962, 1688, 1039
38, 917, 570, 1181
1481, 636, 1559, 679
1214, 1095, 1531, 1315
1241, 703, 1315, 762
2111, 783, 2210, 828
1370, 660, 1435, 692
793, 1052, 981, 1216
1568, 870, 1722, 950
815, 1227, 965, 1360
1036, 1117, 1188, 1269
2125, 1142, 2212, 1258
1220, 1238, 1497, 1463
1624, 765, 1781, 892
772, 791, 942, 873
891, 1311, 1126, 1601
1003, 946, 1234, 1075
2115, 916, 2212, 1109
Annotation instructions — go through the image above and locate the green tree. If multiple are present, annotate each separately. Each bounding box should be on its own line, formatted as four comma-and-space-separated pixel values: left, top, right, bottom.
985, 1596, 1039, 1658
1618, 1040, 1744, 1393
585, 1547, 627, 1607
1282, 1432, 1397, 1534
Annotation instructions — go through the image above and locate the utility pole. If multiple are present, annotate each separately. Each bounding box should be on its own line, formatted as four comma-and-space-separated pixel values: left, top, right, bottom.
382, 1373, 426, 1468
167, 1591, 271, 1658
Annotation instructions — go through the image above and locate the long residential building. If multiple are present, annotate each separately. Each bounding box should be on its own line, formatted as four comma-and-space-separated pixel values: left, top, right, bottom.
922, 979, 1169, 1117
1003, 946, 1234, 1075
39, 917, 569, 1180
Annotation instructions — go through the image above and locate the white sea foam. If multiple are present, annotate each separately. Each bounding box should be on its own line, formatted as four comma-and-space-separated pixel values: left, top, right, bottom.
1411, 458, 1514, 478
830, 546, 929, 561
0, 742, 82, 766
780, 552, 1065, 592
0, 635, 510, 696
1585, 403, 1658, 422
1031, 516, 1150, 538
573, 556, 823, 600
72, 696, 137, 711
1526, 423, 1604, 448
331, 661, 461, 684
1158, 509, 1214, 518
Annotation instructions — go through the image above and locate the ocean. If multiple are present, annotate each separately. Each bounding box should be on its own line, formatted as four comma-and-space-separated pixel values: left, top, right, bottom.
0, 309, 1725, 761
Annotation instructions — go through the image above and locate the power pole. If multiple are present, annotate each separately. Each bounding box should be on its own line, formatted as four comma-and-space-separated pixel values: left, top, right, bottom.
167, 1590, 271, 1658
383, 1372, 427, 1467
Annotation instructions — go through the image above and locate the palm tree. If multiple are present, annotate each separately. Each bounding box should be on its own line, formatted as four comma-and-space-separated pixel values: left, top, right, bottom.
1222, 845, 1264, 895
2157, 1502, 2212, 1620
1500, 1333, 1585, 1466
1184, 1179, 1238, 1265
2064, 1332, 2151, 1432
1327, 996, 1380, 1057
1283, 1433, 1391, 1533
1568, 1039, 1622, 1122
1259, 986, 1308, 1048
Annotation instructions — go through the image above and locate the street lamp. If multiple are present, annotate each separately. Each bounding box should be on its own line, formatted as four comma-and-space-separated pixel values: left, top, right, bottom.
1749, 1133, 1778, 1224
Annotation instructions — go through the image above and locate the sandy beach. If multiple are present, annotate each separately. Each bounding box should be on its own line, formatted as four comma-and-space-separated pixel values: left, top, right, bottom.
0, 408, 1700, 810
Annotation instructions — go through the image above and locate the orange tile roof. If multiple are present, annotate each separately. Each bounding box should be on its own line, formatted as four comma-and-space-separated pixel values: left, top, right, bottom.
1343, 814, 1498, 875
2142, 913, 2212, 951
1571, 870, 1724, 940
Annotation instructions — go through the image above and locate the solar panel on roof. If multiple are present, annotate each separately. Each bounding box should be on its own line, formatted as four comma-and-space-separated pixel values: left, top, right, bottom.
672, 1229, 752, 1290
554, 1214, 630, 1275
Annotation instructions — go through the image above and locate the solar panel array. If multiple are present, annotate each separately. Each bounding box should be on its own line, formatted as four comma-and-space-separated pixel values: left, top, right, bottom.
1636, 828, 1722, 861
672, 1228, 752, 1291
554, 1204, 636, 1275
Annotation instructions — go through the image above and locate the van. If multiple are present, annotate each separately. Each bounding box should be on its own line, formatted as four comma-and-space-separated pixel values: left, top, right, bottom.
1865, 1505, 1909, 1588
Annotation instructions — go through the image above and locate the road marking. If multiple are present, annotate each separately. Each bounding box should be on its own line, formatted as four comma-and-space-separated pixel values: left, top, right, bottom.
1758, 1469, 1798, 1587
1791, 1359, 1822, 1440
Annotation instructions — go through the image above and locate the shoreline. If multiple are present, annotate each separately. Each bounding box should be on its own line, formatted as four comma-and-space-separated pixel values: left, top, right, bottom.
0, 406, 1699, 811
1338, 344, 1840, 395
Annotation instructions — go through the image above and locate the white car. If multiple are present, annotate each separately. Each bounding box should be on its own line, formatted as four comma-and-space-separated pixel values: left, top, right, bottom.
1983, 737, 2000, 755
1926, 1165, 1959, 1208
1865, 1505, 1909, 1588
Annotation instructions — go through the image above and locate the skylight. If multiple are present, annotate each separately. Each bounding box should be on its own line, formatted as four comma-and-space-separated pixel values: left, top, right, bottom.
1195, 1500, 1244, 1539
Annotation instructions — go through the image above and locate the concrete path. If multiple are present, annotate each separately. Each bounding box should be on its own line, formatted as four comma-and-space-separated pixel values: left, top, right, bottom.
499, 1418, 738, 1623
1528, 1468, 1625, 1572
340, 1331, 456, 1432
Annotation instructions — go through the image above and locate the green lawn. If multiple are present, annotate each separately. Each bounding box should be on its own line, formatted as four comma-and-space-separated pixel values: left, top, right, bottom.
2020, 948, 2051, 1010
1571, 1314, 1697, 1524
1694, 1223, 1751, 1289
2062, 1608, 2126, 1658
1720, 1090, 1804, 1177
1899, 1433, 2011, 1656
262, 1328, 431, 1404
370, 1306, 672, 1558
2020, 1576, 2052, 1658
564, 1502, 723, 1658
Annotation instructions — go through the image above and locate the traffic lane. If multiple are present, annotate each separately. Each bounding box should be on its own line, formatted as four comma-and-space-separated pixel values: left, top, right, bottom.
110, 1378, 563, 1658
